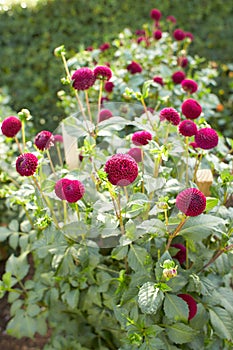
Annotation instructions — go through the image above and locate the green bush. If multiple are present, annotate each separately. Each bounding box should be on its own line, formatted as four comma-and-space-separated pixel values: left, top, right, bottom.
0, 0, 232, 131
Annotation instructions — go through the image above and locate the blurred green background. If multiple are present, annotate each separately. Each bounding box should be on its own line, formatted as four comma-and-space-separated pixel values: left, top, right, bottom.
0, 0, 232, 131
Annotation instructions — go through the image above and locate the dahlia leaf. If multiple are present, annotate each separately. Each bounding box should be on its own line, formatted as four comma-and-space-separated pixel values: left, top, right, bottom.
209, 307, 233, 341
6, 252, 29, 280
164, 293, 189, 321
138, 282, 164, 314
205, 197, 219, 212
166, 323, 197, 344
128, 244, 152, 274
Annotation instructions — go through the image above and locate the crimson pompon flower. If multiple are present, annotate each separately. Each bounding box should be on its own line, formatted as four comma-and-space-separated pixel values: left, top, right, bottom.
166, 15, 176, 24
54, 134, 63, 143
195, 127, 218, 150
172, 71, 186, 84
177, 294, 197, 320
178, 57, 189, 68
16, 153, 38, 177
104, 81, 114, 93
71, 67, 96, 91
127, 61, 142, 74
34, 130, 54, 151
185, 32, 194, 41
153, 76, 164, 86
99, 42, 110, 51
181, 79, 198, 94
55, 178, 85, 203
176, 188, 206, 217
98, 109, 113, 123
150, 8, 161, 22
181, 98, 202, 119
178, 120, 198, 137
93, 66, 112, 81
173, 28, 185, 41
127, 148, 142, 163
132, 130, 152, 146
159, 107, 180, 126
1, 116, 22, 138
171, 243, 187, 265
153, 30, 162, 40
104, 153, 138, 186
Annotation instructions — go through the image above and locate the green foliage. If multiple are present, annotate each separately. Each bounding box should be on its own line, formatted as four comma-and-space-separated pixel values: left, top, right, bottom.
0, 7, 233, 350
0, 0, 232, 131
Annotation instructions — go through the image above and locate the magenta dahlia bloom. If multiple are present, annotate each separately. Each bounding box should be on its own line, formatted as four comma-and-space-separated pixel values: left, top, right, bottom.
153, 29, 162, 40
93, 66, 112, 81
159, 107, 180, 126
177, 294, 197, 320
127, 61, 142, 74
153, 76, 164, 86
173, 28, 185, 41
178, 120, 198, 137
166, 15, 176, 24
16, 153, 38, 177
178, 57, 189, 68
172, 71, 186, 84
104, 81, 114, 93
185, 32, 194, 41
99, 42, 110, 51
127, 147, 142, 163
1, 116, 22, 138
85, 46, 93, 52
195, 127, 218, 150
55, 178, 85, 203
150, 8, 162, 21
135, 29, 146, 36
72, 67, 96, 91
132, 130, 152, 146
171, 243, 187, 265
54, 134, 63, 143
98, 109, 113, 123
176, 188, 206, 216
34, 130, 54, 151
181, 99, 202, 119
181, 79, 198, 94
104, 153, 138, 186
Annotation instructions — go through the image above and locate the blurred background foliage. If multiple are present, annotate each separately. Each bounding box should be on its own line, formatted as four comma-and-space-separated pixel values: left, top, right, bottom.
0, 0, 232, 132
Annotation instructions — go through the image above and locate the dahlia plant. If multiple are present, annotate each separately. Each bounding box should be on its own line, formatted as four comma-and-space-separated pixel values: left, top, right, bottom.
0, 8, 233, 350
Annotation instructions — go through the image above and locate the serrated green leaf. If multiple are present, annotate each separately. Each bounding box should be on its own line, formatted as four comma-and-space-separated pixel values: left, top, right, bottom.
64, 289, 80, 309
6, 252, 29, 280
164, 294, 189, 321
209, 307, 233, 340
8, 219, 19, 232
205, 197, 219, 212
179, 214, 226, 241
138, 282, 164, 314
128, 245, 152, 274
0, 226, 11, 241
41, 179, 55, 193
111, 245, 128, 260
6, 310, 36, 339
27, 304, 41, 317
166, 323, 197, 344
9, 232, 19, 250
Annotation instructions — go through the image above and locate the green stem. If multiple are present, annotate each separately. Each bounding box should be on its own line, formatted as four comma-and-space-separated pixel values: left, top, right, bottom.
165, 216, 187, 251
46, 149, 56, 176
85, 90, 93, 123
21, 120, 26, 151
14, 136, 23, 154
140, 97, 154, 130
185, 136, 189, 186
193, 151, 203, 182
97, 80, 104, 122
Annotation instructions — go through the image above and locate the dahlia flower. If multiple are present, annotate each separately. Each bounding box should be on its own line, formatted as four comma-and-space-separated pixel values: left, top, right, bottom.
1, 116, 22, 138
176, 188, 206, 216
16, 153, 38, 177
104, 153, 138, 186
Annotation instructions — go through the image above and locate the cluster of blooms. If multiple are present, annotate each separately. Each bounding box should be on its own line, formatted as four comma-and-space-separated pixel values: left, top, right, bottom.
55, 178, 85, 203
71, 65, 112, 91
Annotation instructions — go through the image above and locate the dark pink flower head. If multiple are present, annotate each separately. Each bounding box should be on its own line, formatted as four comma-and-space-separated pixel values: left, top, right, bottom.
178, 57, 189, 68
153, 29, 162, 40
189, 141, 198, 149
159, 107, 180, 126
137, 36, 147, 44
176, 188, 206, 216
104, 81, 114, 93
99, 42, 110, 51
72, 68, 96, 91
166, 15, 176, 24
135, 29, 146, 36
132, 130, 152, 146
55, 178, 85, 203
98, 109, 113, 123
153, 76, 164, 86
195, 127, 218, 150
54, 134, 63, 143
16, 153, 38, 177
177, 294, 197, 320
172, 71, 186, 84
34, 130, 54, 151
185, 32, 194, 41
181, 99, 202, 119
127, 61, 142, 74
173, 28, 185, 41
93, 66, 112, 81
127, 147, 142, 163
181, 79, 198, 94
178, 120, 198, 137
150, 8, 162, 22
85, 46, 93, 52
104, 153, 138, 187
1, 116, 22, 138
171, 243, 187, 265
